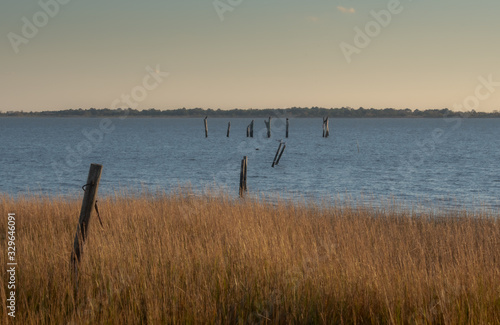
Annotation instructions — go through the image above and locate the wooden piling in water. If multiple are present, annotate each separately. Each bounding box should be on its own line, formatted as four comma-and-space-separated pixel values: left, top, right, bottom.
239, 156, 248, 197
71, 163, 103, 289
325, 117, 330, 137
322, 117, 325, 137
323, 116, 330, 138
276, 143, 286, 165
246, 125, 250, 137
265, 117, 272, 138
272, 142, 283, 167
243, 157, 247, 192
250, 120, 254, 137
204, 116, 208, 138
286, 118, 289, 138
227, 122, 231, 137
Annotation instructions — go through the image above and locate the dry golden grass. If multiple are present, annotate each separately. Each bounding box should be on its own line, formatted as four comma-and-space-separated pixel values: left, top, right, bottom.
0, 190, 499, 324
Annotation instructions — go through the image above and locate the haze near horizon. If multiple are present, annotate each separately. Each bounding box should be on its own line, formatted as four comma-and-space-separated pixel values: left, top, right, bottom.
1, 0, 499, 112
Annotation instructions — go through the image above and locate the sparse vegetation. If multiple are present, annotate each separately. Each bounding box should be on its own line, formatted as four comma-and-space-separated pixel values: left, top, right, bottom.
1, 190, 499, 324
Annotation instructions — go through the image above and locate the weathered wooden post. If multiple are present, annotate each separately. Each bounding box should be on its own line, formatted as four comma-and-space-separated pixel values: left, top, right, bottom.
204, 116, 208, 138
324, 117, 330, 138
246, 121, 252, 137
239, 156, 248, 197
325, 117, 329, 137
239, 158, 244, 196
272, 142, 283, 167
276, 143, 286, 165
71, 163, 103, 288
243, 157, 247, 192
322, 117, 330, 138
286, 118, 289, 138
227, 121, 231, 137
265, 117, 271, 138
322, 117, 325, 137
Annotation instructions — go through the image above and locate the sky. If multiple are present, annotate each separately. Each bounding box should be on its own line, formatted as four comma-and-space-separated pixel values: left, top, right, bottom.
1, 0, 499, 112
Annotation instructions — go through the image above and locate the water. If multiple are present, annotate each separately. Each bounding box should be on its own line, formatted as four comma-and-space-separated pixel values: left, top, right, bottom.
1, 117, 499, 212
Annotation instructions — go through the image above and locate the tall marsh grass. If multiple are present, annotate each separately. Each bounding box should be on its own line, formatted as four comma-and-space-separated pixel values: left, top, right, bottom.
0, 191, 499, 324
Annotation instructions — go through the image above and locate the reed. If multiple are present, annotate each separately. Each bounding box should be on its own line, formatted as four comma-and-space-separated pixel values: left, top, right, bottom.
0, 191, 499, 324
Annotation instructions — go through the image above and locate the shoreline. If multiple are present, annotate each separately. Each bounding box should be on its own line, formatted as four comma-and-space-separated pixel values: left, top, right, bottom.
2, 189, 499, 218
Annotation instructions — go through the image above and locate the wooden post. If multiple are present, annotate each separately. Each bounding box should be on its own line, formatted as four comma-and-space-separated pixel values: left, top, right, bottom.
246, 125, 250, 137
239, 158, 244, 197
239, 156, 248, 197
71, 164, 103, 287
323, 117, 330, 138
265, 117, 271, 138
204, 116, 208, 138
276, 143, 286, 165
250, 120, 254, 137
227, 121, 231, 137
286, 118, 289, 138
325, 117, 329, 138
244, 156, 247, 192
323, 116, 325, 138
322, 117, 326, 137
272, 142, 283, 167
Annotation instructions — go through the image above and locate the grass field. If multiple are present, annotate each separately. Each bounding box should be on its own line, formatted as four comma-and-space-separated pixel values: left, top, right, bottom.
1, 190, 499, 324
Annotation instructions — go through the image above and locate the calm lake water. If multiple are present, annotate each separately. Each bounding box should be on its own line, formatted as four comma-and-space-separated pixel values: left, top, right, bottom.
1, 117, 500, 212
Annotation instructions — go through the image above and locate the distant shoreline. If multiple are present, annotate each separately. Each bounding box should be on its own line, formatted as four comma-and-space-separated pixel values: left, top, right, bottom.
1, 107, 500, 118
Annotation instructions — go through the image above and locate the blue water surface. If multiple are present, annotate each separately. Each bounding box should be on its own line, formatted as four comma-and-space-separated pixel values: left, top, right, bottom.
1, 117, 499, 212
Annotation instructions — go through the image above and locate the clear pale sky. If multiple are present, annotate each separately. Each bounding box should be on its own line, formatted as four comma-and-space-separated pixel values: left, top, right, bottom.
1, 0, 499, 112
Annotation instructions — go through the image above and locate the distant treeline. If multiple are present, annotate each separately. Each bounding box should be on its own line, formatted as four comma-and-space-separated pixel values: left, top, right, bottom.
1, 107, 500, 118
